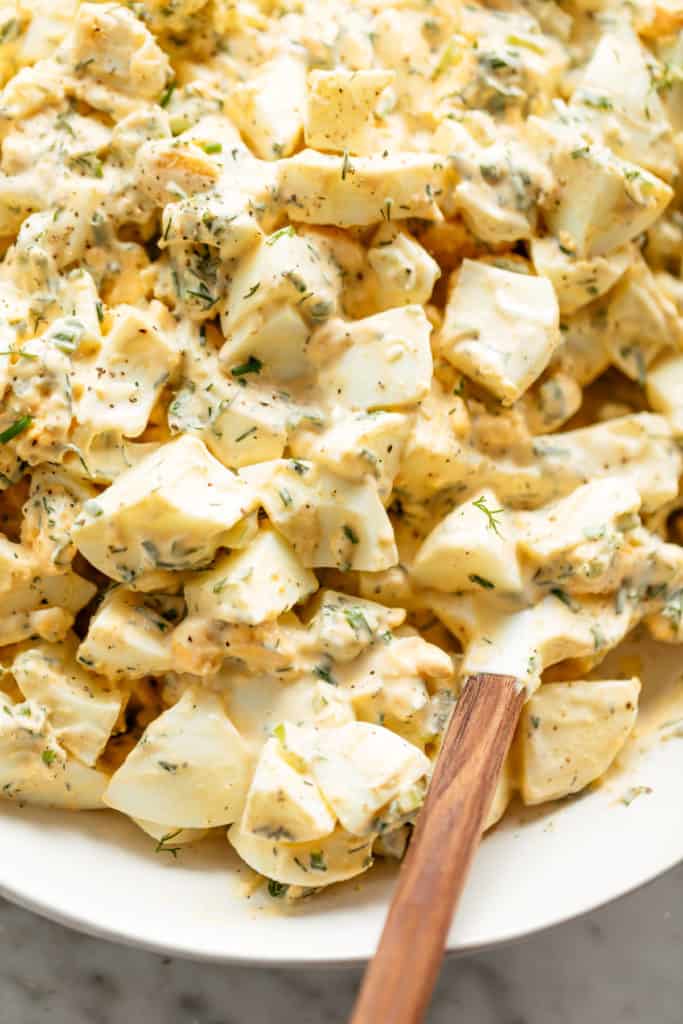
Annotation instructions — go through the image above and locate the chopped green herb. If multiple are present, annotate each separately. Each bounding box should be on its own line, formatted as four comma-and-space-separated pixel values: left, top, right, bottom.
478, 52, 510, 71
309, 851, 327, 871
282, 270, 307, 294
159, 82, 176, 108
432, 38, 458, 79
202, 141, 222, 154
142, 539, 160, 564
662, 590, 683, 632
267, 879, 289, 897
41, 748, 57, 766
278, 487, 293, 508
343, 524, 359, 544
55, 110, 75, 135
309, 300, 332, 321
73, 56, 94, 73
615, 583, 630, 615
185, 283, 216, 308
654, 63, 683, 94
52, 318, 84, 352
235, 426, 257, 443
344, 607, 372, 636
267, 226, 295, 245
0, 18, 18, 43
155, 829, 183, 857
243, 283, 261, 300
231, 355, 263, 377
0, 415, 31, 444
72, 153, 103, 178
581, 94, 613, 110
479, 163, 501, 184
590, 624, 605, 651
505, 32, 545, 53
472, 495, 504, 537
313, 663, 337, 686
469, 574, 495, 590
550, 587, 575, 610
0, 349, 37, 360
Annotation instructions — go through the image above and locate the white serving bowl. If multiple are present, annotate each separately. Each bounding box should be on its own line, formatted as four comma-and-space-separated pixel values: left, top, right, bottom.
1, 630, 682, 965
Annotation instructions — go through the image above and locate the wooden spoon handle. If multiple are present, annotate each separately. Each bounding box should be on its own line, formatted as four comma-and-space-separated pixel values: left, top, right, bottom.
350, 673, 524, 1024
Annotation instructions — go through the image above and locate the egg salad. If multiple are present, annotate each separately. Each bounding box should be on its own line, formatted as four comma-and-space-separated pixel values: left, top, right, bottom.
0, 0, 681, 898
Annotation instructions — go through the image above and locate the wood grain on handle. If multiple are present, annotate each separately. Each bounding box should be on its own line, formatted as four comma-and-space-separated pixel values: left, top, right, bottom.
350, 673, 524, 1024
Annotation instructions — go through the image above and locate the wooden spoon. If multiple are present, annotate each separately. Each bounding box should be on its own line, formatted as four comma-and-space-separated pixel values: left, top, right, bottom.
350, 672, 524, 1024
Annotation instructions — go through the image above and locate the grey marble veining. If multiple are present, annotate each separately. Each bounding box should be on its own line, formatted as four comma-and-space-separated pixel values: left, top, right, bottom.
1, 862, 682, 1024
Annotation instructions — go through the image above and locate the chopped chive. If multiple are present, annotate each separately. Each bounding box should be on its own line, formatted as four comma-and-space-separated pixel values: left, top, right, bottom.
73, 56, 94, 73
309, 851, 327, 871
550, 587, 575, 610
160, 82, 176, 108
0, 349, 37, 360
432, 38, 458, 79
267, 879, 289, 897
266, 226, 295, 245
469, 574, 495, 590
0, 414, 32, 444
581, 94, 613, 110
231, 355, 262, 377
344, 607, 372, 636
313, 663, 337, 686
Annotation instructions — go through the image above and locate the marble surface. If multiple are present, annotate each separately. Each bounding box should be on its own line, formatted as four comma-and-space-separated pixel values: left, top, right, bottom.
1, 862, 681, 1024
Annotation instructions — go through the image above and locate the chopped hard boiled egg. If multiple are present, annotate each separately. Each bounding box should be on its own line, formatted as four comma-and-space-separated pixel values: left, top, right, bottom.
440, 259, 560, 404
518, 679, 640, 804
0, 0, 680, 902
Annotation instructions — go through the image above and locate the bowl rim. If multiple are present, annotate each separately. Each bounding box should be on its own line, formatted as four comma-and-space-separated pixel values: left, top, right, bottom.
1, 843, 680, 967
3, 630, 681, 966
